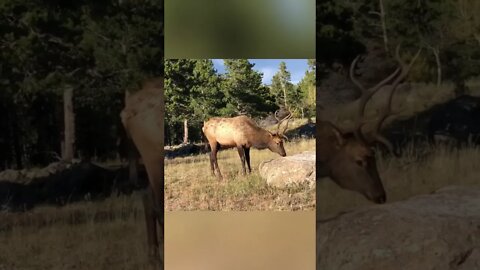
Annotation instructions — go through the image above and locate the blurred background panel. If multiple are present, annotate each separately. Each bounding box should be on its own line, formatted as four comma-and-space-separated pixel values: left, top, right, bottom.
165, 211, 315, 270
165, 0, 315, 58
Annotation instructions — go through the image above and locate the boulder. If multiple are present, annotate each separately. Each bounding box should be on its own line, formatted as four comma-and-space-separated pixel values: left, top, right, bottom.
259, 151, 315, 188
318, 186, 480, 270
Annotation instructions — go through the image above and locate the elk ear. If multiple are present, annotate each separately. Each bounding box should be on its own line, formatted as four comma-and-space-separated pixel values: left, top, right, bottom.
330, 126, 346, 149
319, 121, 347, 149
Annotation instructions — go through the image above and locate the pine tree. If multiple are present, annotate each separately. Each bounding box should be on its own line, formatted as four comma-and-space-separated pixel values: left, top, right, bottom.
223, 60, 276, 117
297, 59, 316, 118
190, 60, 225, 121
270, 62, 291, 108
165, 59, 197, 144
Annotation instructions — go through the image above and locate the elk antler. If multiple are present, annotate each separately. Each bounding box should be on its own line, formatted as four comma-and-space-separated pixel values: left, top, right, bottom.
350, 44, 422, 155
275, 109, 293, 138
350, 55, 400, 143
371, 45, 422, 156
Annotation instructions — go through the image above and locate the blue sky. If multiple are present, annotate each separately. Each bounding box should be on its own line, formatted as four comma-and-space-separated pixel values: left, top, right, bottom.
211, 59, 309, 85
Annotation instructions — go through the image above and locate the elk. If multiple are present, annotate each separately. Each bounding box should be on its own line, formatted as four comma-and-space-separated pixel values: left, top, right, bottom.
202, 111, 292, 179
318, 45, 422, 204
120, 77, 164, 269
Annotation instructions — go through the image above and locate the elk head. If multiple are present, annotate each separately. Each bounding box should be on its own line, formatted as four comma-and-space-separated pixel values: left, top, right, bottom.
267, 110, 292, 156
319, 45, 422, 204
319, 122, 386, 203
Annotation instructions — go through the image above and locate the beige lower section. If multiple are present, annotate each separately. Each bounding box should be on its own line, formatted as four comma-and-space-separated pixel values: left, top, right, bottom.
165, 211, 315, 270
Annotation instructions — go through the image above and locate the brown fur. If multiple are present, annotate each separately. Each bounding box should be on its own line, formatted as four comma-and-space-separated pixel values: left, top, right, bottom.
202, 115, 288, 179
317, 121, 386, 204
121, 77, 164, 268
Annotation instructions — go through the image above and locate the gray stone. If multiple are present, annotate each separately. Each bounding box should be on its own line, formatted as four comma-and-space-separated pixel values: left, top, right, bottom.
318, 186, 480, 270
259, 151, 315, 188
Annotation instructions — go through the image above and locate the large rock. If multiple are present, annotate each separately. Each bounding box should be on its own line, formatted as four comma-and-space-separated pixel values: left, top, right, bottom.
259, 151, 315, 188
318, 186, 480, 270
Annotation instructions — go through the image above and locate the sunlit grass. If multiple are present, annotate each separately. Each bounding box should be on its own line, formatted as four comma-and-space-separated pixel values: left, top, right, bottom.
165, 138, 315, 211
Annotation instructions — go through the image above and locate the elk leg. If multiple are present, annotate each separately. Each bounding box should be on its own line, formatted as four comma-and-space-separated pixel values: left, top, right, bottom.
143, 189, 162, 269
208, 143, 216, 177
209, 142, 221, 178
211, 143, 223, 180
237, 146, 246, 176
152, 187, 164, 269
244, 147, 251, 173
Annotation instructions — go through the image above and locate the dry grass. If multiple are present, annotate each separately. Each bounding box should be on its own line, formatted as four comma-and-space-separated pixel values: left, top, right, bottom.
0, 118, 316, 268
165, 138, 316, 211
0, 193, 151, 270
318, 143, 480, 218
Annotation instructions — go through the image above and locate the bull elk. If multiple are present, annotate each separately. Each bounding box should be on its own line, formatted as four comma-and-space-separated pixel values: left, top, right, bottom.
318, 45, 422, 204
120, 77, 164, 269
202, 111, 292, 179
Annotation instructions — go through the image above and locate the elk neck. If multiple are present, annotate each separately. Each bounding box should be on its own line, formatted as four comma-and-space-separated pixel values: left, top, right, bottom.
250, 128, 274, 149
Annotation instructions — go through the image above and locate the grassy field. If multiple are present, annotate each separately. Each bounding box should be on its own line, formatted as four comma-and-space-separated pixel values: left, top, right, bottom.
165, 117, 316, 211
0, 193, 152, 270
318, 143, 480, 218
0, 118, 315, 268
318, 81, 480, 218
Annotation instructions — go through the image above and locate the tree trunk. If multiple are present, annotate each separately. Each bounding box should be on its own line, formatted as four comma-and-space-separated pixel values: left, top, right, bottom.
379, 0, 389, 53
63, 87, 75, 162
432, 47, 442, 87
183, 119, 188, 144
281, 81, 288, 109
